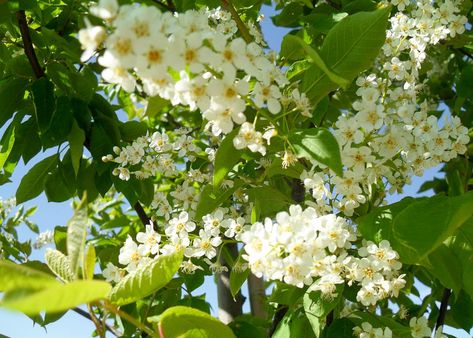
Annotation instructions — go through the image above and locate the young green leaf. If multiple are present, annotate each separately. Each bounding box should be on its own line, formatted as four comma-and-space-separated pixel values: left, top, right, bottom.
109, 250, 183, 306
230, 267, 250, 299
284, 35, 350, 88
157, 306, 236, 338
45, 249, 74, 282
16, 154, 58, 204
1, 280, 111, 315
0, 260, 58, 292
67, 193, 88, 277
83, 244, 96, 280
213, 128, 242, 187
288, 128, 343, 176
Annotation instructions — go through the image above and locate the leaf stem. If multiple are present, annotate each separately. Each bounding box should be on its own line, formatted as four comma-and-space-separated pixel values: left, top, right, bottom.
103, 301, 156, 337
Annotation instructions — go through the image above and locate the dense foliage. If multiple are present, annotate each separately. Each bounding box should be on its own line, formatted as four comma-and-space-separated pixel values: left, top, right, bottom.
1, 0, 473, 337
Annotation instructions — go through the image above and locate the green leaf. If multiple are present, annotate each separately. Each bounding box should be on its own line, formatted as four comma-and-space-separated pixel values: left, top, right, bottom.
109, 251, 183, 306
0, 77, 28, 127
246, 186, 292, 218
213, 129, 242, 187
16, 154, 58, 203
357, 197, 416, 244
196, 181, 244, 220
230, 267, 250, 299
284, 35, 350, 88
44, 249, 74, 282
324, 318, 355, 338
301, 7, 390, 105
45, 166, 75, 202
304, 283, 344, 318
425, 244, 462, 291
1, 280, 111, 315
0, 118, 17, 169
31, 77, 56, 134
157, 306, 236, 338
393, 192, 473, 263
145, 95, 168, 117
288, 128, 343, 176
266, 158, 305, 179
67, 194, 88, 278
68, 120, 85, 176
0, 260, 58, 292
119, 120, 148, 142
84, 244, 96, 280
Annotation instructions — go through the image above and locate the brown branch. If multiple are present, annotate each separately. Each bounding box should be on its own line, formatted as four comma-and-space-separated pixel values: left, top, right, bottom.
435, 288, 451, 331
165, 0, 177, 12
326, 310, 334, 327
18, 0, 152, 237
16, 10, 44, 79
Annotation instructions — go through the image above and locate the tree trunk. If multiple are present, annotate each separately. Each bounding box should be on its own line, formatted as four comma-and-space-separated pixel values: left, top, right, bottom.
248, 273, 267, 319
217, 243, 244, 323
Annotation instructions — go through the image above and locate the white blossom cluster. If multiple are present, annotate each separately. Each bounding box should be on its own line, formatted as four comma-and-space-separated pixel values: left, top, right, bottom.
79, 0, 295, 155
103, 207, 250, 282
33, 230, 54, 249
300, 0, 469, 216
240, 205, 405, 306
353, 317, 446, 338
103, 127, 203, 182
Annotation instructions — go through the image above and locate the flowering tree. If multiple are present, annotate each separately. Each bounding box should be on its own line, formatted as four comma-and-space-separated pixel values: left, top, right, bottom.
1, 0, 473, 337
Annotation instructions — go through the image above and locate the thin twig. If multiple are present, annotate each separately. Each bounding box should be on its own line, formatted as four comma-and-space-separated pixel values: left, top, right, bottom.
87, 304, 106, 338
435, 288, 451, 331
72, 307, 119, 336
221, 0, 252, 43
16, 10, 44, 78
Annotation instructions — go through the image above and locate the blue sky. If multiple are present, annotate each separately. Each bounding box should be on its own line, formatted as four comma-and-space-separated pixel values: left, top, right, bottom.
0, 4, 470, 338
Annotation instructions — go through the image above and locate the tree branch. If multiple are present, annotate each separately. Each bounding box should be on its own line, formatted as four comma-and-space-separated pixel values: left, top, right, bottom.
435, 288, 451, 331
150, 0, 176, 12
16, 10, 44, 79
134, 201, 151, 226
221, 0, 252, 43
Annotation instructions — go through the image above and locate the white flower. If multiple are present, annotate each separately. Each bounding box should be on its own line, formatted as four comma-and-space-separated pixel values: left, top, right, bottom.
118, 236, 144, 272
136, 222, 161, 256
190, 230, 222, 259
233, 122, 266, 155
102, 262, 123, 283
90, 0, 119, 20
409, 317, 432, 338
